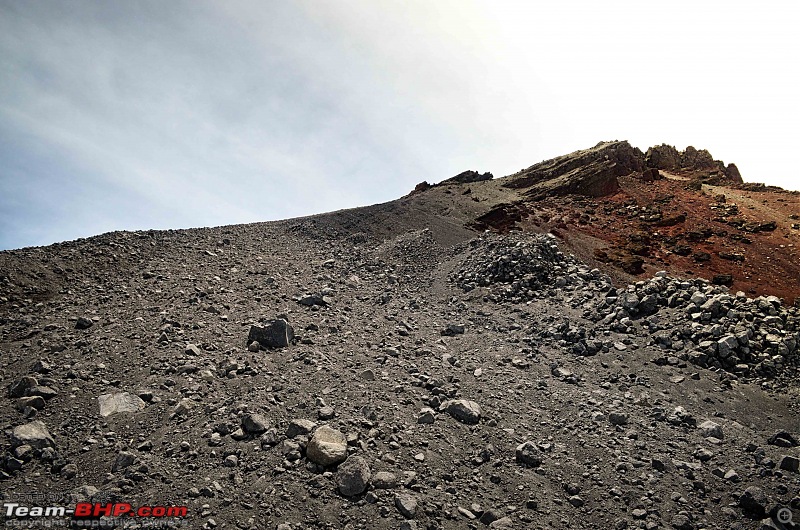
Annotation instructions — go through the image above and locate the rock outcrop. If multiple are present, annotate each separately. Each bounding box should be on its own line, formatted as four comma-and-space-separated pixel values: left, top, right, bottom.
441, 170, 494, 185
503, 141, 644, 199
645, 144, 744, 183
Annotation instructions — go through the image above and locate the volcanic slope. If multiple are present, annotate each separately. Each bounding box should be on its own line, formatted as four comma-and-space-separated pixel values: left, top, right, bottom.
1, 141, 799, 530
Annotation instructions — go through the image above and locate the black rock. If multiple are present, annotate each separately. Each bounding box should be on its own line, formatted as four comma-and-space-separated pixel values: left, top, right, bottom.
75, 317, 94, 330
247, 319, 294, 349
768, 431, 798, 448
740, 486, 767, 517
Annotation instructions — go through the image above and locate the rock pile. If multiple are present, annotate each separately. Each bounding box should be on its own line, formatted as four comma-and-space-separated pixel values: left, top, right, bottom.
592, 273, 800, 378
452, 234, 613, 303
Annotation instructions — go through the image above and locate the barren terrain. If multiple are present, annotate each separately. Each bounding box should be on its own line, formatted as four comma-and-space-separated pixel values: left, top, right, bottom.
1, 141, 798, 530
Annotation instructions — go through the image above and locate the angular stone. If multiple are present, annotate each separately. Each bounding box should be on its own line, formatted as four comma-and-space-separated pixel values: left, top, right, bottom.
395, 493, 418, 519
768, 431, 798, 448
446, 399, 481, 425
112, 451, 136, 472
172, 398, 195, 418
337, 456, 371, 496
247, 319, 294, 349
98, 392, 146, 417
241, 413, 269, 435
568, 495, 584, 507
698, 420, 724, 439
609, 412, 629, 425
779, 455, 799, 473
8, 376, 38, 398
417, 408, 436, 424
11, 421, 55, 449
488, 517, 514, 529
372, 471, 398, 489
286, 419, 316, 438
27, 386, 58, 400
516, 441, 543, 467
442, 324, 465, 336
740, 486, 767, 517
75, 317, 94, 329
307, 425, 348, 467
16, 396, 46, 411
318, 406, 335, 420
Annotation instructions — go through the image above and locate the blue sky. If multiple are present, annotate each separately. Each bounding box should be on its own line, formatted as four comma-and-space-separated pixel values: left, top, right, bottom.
1, 1, 798, 250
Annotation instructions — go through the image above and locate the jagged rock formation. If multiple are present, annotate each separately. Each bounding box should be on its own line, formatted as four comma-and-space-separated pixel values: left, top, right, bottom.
502, 141, 644, 199
440, 170, 494, 185
645, 144, 744, 184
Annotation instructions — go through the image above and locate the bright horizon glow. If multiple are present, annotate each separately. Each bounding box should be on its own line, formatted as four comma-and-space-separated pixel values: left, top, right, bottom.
1, 1, 798, 250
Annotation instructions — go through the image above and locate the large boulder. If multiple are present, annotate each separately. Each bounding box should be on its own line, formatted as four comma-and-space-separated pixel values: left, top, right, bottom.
645, 144, 681, 170
681, 146, 716, 169
440, 170, 494, 185
725, 163, 743, 183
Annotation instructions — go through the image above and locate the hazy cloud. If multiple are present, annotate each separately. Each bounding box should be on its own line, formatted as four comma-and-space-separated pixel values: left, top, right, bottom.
1, 1, 798, 249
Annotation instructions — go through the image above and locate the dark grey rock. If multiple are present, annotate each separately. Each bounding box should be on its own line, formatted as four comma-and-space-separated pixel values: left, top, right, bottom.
242, 413, 269, 435
337, 456, 371, 496
8, 376, 38, 398
395, 493, 418, 519
248, 319, 294, 349
75, 317, 94, 329
112, 451, 136, 472
516, 441, 543, 467
779, 455, 799, 473
740, 486, 767, 517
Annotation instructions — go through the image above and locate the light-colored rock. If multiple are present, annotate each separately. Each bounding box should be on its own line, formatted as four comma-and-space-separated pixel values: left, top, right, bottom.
11, 421, 55, 449
98, 392, 146, 417
446, 399, 482, 424
395, 493, 418, 519
307, 425, 348, 466
699, 420, 724, 439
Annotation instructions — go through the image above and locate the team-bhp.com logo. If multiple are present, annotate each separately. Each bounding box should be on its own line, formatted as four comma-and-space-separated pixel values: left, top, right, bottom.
4, 502, 188, 527
72, 503, 187, 518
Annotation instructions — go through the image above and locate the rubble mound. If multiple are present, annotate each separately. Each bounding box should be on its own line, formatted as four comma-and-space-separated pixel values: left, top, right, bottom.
593, 273, 800, 380
452, 233, 613, 302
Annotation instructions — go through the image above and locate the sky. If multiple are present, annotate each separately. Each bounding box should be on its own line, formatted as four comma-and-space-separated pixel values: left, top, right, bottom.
1, 1, 798, 250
